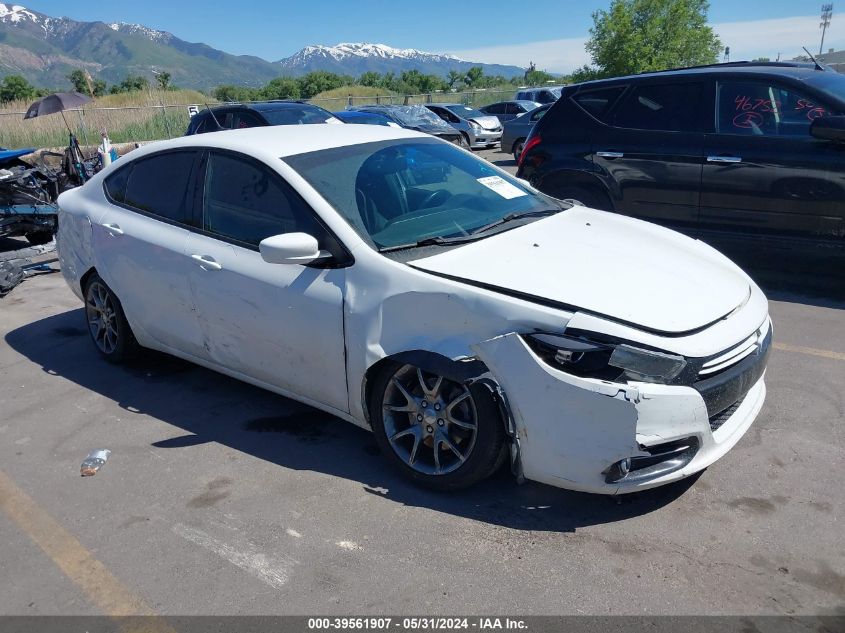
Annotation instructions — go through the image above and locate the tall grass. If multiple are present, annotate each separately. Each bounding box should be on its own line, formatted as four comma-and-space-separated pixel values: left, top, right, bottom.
0, 89, 210, 149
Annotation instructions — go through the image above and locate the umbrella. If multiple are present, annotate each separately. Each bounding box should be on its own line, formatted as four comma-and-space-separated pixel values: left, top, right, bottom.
24, 92, 91, 120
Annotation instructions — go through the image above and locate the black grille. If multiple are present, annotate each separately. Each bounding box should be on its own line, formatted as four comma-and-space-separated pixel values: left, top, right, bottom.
709, 400, 741, 432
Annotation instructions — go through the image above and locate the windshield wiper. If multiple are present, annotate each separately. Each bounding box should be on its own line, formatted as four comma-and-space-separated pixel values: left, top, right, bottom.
469, 208, 561, 236
378, 235, 478, 253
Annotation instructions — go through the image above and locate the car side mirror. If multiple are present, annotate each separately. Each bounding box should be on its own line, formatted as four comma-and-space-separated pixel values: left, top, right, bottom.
259, 233, 330, 265
810, 115, 845, 142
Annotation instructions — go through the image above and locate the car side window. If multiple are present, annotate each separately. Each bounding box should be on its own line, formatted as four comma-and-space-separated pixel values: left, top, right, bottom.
233, 111, 264, 129
572, 87, 626, 123
530, 108, 548, 122
122, 151, 197, 224
505, 103, 521, 114
612, 82, 705, 132
202, 152, 322, 248
717, 81, 831, 137
103, 165, 131, 203
537, 91, 556, 104
487, 103, 504, 115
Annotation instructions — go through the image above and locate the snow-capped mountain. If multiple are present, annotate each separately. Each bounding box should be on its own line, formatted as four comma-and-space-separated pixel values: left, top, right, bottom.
277, 42, 523, 78
0, 5, 524, 89
106, 21, 173, 44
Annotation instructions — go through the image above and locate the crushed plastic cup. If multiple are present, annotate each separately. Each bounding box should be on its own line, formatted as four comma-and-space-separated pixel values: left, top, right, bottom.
80, 449, 111, 477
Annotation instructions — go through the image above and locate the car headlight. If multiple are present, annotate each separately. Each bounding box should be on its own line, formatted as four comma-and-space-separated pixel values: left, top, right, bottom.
469, 121, 482, 131
524, 333, 687, 384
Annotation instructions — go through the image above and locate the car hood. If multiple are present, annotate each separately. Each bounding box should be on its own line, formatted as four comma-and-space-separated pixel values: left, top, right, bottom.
469, 115, 501, 130
408, 207, 751, 334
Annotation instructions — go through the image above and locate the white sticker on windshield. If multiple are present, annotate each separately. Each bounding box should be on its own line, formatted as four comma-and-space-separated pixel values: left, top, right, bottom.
477, 176, 527, 200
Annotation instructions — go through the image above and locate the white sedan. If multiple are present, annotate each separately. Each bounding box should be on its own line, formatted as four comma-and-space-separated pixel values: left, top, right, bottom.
57, 124, 771, 494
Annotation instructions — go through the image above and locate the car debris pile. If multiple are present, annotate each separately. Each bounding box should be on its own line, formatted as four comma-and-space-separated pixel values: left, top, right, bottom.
0, 147, 60, 247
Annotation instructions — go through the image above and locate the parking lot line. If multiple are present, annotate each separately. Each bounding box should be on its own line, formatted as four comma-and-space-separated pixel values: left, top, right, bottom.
773, 342, 845, 362
0, 469, 172, 628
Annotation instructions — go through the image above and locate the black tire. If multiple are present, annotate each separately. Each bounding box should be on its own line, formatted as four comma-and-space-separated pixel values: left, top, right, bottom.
547, 185, 611, 211
369, 361, 506, 491
82, 274, 139, 363
461, 133, 472, 150
25, 231, 54, 246
512, 138, 526, 161
457, 135, 470, 149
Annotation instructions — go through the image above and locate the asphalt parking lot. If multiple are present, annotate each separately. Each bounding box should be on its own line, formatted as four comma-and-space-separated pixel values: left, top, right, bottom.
0, 149, 843, 617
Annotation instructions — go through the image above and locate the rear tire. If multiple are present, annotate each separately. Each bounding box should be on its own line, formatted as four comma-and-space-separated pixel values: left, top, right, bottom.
82, 274, 138, 363
512, 138, 526, 161
369, 361, 505, 491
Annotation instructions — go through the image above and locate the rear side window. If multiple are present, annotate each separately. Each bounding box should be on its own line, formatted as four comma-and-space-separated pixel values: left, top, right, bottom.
123, 151, 197, 224
103, 165, 131, 203
717, 81, 831, 137
202, 152, 322, 247
572, 87, 626, 123
613, 82, 705, 132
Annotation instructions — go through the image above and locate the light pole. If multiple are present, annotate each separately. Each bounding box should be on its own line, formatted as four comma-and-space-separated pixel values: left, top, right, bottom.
820, 4, 833, 56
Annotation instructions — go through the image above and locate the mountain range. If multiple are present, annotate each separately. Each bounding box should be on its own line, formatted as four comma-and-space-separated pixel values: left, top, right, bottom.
0, 4, 524, 90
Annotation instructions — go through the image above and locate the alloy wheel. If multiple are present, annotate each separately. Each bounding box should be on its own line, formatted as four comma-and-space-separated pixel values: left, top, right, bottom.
85, 280, 119, 354
381, 364, 478, 475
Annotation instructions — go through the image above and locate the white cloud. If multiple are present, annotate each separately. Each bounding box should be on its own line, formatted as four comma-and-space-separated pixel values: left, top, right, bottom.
448, 14, 845, 74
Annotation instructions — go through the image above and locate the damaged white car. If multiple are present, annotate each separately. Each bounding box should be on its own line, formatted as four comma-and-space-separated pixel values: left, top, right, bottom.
57, 125, 771, 494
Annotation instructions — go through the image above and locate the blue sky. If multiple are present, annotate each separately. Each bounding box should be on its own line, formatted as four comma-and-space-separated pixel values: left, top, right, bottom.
24, 0, 844, 72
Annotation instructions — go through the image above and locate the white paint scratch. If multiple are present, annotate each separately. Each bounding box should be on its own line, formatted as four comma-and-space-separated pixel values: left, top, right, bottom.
172, 523, 292, 589
336, 540, 362, 551
286, 528, 302, 538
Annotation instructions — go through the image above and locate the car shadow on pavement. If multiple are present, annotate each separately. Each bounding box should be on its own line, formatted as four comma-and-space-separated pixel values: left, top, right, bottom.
6, 308, 701, 533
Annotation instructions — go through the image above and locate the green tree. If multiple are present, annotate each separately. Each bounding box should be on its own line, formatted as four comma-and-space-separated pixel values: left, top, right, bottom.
0, 74, 36, 103
464, 66, 484, 87
261, 77, 301, 100
155, 71, 172, 90
297, 71, 346, 98
752, 57, 771, 62
110, 74, 150, 94
583, 0, 721, 78
358, 71, 382, 87
67, 69, 87, 93
212, 84, 260, 102
446, 70, 463, 89
524, 69, 555, 86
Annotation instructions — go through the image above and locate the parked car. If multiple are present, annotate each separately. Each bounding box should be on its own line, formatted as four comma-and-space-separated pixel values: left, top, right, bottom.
515, 87, 564, 104
185, 101, 341, 135
424, 104, 502, 149
348, 105, 467, 146
333, 110, 398, 126
479, 100, 541, 122
57, 124, 770, 495
501, 104, 551, 160
518, 62, 845, 245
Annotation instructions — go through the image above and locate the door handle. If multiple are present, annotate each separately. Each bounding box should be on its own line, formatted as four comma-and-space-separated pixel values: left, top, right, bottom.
707, 155, 742, 163
190, 254, 223, 271
102, 223, 123, 236
597, 151, 624, 159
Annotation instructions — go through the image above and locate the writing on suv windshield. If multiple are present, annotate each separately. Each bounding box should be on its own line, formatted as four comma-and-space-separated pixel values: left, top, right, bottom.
284, 139, 562, 250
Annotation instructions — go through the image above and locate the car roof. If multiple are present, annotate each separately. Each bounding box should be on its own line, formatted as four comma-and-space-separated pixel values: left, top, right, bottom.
208, 101, 321, 113
129, 124, 425, 162
571, 62, 830, 88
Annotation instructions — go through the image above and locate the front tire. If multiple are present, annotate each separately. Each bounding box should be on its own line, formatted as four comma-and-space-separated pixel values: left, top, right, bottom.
83, 274, 138, 363
369, 362, 505, 491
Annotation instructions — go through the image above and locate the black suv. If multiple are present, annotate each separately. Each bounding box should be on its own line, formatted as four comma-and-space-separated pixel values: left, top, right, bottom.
517, 62, 845, 245
185, 101, 340, 135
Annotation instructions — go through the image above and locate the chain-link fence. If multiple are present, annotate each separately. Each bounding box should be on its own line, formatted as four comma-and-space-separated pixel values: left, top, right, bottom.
0, 89, 519, 150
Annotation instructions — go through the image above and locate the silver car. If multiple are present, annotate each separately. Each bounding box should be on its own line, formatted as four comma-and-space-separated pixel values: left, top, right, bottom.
425, 104, 502, 149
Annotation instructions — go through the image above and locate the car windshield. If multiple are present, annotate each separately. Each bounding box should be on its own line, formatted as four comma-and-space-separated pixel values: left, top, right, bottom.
284, 138, 563, 250
446, 105, 486, 119
262, 106, 338, 125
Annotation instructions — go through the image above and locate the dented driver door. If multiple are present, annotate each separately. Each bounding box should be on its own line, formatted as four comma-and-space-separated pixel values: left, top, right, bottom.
184, 150, 348, 413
